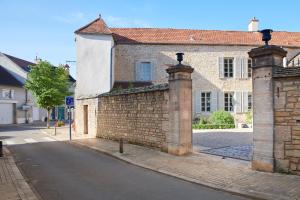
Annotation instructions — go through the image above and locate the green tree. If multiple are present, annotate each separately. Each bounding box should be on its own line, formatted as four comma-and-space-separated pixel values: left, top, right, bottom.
25, 61, 70, 128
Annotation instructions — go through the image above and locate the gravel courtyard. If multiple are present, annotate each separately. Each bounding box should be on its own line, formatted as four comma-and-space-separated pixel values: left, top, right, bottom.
193, 129, 253, 161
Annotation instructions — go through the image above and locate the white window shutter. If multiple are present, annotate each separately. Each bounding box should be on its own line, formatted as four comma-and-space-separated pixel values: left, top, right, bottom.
11, 90, 14, 99
234, 91, 242, 113
242, 58, 248, 79
135, 62, 140, 81
193, 90, 201, 114
151, 62, 154, 81
211, 91, 218, 112
218, 91, 224, 111
218, 57, 224, 78
234, 57, 242, 79
243, 91, 249, 113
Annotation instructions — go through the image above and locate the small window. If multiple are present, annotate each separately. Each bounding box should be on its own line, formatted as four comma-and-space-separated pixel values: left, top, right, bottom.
2, 89, 13, 99
224, 58, 234, 78
224, 92, 234, 112
136, 62, 152, 81
248, 59, 252, 78
248, 93, 252, 111
201, 92, 211, 112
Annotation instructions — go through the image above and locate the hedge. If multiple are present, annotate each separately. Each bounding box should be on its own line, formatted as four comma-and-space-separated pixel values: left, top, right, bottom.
192, 124, 235, 129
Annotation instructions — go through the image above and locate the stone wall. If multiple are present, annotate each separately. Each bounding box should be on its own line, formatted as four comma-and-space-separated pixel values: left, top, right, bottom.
274, 77, 300, 175
97, 84, 169, 150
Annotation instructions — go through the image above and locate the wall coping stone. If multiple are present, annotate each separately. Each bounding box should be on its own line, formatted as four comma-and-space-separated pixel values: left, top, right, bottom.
273, 66, 300, 78
98, 83, 169, 97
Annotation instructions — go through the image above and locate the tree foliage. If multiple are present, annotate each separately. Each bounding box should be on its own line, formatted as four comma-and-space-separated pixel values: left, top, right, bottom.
25, 61, 70, 127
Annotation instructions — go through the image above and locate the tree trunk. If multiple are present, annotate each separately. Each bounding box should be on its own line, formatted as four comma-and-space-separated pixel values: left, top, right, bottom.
47, 109, 51, 129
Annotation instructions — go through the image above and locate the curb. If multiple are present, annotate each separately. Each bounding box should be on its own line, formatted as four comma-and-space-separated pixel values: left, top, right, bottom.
38, 129, 293, 200
4, 147, 40, 200
71, 140, 271, 200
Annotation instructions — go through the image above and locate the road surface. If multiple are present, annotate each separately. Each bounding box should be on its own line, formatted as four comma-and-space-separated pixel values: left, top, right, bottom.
0, 125, 250, 200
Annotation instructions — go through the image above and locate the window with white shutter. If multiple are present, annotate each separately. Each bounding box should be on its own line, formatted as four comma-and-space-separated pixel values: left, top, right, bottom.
224, 92, 234, 112
248, 59, 252, 78
224, 58, 234, 78
136, 62, 152, 81
201, 92, 211, 112
2, 89, 14, 99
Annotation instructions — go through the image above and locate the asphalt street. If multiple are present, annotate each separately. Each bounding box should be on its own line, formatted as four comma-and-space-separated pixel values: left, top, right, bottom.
0, 125, 250, 200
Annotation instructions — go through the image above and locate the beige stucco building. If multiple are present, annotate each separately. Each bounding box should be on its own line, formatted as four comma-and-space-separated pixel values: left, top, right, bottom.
75, 17, 300, 134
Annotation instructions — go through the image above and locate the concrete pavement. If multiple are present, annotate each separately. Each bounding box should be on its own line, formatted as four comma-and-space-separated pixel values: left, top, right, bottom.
0, 147, 39, 200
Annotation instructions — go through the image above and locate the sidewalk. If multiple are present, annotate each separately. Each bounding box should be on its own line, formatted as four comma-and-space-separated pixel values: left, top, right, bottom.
42, 127, 300, 200
0, 148, 39, 200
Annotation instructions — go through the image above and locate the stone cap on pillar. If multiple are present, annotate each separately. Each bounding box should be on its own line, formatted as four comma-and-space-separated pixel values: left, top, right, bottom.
166, 53, 194, 75
248, 45, 287, 68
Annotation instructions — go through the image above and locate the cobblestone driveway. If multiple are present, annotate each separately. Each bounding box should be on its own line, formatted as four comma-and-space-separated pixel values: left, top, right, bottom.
193, 129, 253, 161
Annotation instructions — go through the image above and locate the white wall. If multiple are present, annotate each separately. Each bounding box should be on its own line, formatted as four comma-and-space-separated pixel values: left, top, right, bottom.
76, 34, 114, 98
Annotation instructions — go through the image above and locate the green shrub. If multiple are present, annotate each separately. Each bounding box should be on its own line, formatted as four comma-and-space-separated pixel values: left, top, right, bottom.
209, 110, 234, 125
246, 111, 253, 124
192, 124, 235, 129
199, 117, 209, 125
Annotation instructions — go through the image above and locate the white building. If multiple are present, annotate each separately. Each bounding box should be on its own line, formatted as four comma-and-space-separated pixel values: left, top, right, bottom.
0, 53, 47, 124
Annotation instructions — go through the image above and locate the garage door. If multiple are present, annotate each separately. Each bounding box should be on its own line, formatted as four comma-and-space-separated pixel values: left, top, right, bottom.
0, 103, 13, 124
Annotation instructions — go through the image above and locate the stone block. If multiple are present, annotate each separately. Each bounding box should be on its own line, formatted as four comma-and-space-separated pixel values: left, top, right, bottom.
285, 150, 300, 157
275, 159, 289, 172
275, 126, 291, 142
252, 160, 274, 172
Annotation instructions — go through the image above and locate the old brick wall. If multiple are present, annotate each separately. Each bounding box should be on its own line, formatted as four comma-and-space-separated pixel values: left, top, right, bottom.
97, 84, 169, 150
274, 77, 300, 175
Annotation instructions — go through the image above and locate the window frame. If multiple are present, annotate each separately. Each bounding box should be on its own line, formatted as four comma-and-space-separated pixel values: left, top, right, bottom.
248, 59, 252, 78
223, 58, 234, 78
248, 93, 252, 111
201, 92, 211, 112
2, 89, 13, 99
136, 61, 152, 81
224, 92, 234, 112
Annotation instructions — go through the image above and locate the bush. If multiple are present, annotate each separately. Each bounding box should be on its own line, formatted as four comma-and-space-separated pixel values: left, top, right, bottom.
192, 124, 235, 129
56, 120, 65, 127
246, 111, 253, 124
209, 110, 234, 125
192, 110, 235, 129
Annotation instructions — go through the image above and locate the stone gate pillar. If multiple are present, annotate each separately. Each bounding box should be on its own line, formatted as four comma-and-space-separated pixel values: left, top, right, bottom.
248, 45, 287, 172
166, 53, 194, 155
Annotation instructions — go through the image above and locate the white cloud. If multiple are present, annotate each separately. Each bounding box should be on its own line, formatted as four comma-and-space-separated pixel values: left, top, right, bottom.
54, 12, 86, 24
106, 16, 151, 28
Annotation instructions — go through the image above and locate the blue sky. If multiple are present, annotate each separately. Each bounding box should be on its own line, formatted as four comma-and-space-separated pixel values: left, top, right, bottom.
1, 0, 299, 78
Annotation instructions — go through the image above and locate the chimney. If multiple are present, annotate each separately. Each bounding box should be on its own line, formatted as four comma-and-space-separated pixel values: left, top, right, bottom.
64, 64, 70, 73
248, 17, 259, 32
34, 56, 42, 64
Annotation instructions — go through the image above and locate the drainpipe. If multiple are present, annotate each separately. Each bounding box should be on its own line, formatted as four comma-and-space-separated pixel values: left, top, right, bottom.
110, 44, 116, 90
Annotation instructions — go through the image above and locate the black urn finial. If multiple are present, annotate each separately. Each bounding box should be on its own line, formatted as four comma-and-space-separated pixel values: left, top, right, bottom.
176, 53, 184, 64
260, 29, 273, 46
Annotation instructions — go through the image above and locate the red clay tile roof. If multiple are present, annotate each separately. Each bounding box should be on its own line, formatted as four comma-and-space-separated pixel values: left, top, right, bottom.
76, 18, 300, 47
75, 18, 112, 34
